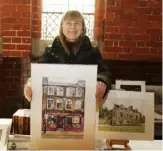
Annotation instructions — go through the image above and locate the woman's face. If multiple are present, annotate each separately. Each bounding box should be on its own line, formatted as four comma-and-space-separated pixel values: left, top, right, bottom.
62, 19, 83, 42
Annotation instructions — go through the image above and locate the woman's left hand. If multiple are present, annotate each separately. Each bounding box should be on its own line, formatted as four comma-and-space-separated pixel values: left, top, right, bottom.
96, 81, 106, 101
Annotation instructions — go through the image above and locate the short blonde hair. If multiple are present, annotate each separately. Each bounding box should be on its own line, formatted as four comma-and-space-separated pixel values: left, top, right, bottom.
59, 10, 86, 53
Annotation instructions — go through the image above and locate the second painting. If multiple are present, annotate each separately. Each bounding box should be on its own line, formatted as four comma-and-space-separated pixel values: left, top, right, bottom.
96, 90, 154, 140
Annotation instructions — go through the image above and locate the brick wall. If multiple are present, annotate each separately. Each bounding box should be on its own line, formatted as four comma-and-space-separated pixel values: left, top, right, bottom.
95, 0, 162, 61
1, 0, 41, 57
0, 0, 41, 118
0, 57, 30, 117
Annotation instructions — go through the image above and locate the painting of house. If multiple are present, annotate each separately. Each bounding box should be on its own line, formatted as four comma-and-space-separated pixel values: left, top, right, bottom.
41, 77, 85, 138
99, 104, 145, 126
96, 90, 154, 140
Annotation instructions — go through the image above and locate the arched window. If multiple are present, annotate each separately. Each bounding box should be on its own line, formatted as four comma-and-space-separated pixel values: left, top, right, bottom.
42, 0, 95, 40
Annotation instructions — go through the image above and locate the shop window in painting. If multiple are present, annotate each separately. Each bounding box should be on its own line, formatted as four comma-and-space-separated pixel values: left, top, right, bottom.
76, 100, 82, 110
66, 87, 76, 97
56, 99, 63, 109
57, 87, 64, 96
66, 100, 72, 110
66, 116, 73, 128
76, 87, 83, 97
48, 86, 54, 95
47, 99, 53, 109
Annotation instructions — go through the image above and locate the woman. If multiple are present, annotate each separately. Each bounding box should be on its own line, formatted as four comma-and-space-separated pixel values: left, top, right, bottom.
24, 10, 111, 105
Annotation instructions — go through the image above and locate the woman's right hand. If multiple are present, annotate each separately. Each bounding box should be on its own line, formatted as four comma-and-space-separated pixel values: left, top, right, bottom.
24, 84, 32, 102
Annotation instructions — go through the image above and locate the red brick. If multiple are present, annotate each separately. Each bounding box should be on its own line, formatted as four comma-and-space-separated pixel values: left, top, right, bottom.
148, 15, 161, 22
12, 25, 22, 30
124, 8, 134, 14
106, 12, 114, 21
107, 7, 124, 14
22, 0, 31, 5
3, 44, 16, 49
2, 24, 12, 30
122, 34, 132, 40
17, 44, 31, 50
102, 52, 117, 60
151, 35, 161, 41
121, 0, 138, 7
17, 31, 31, 36
17, 5, 31, 12
32, 19, 41, 26
134, 8, 152, 15
105, 27, 115, 33
120, 14, 137, 21
32, 25, 41, 32
32, 6, 41, 13
119, 41, 136, 47
132, 48, 149, 54
106, 0, 115, 6
133, 34, 150, 41
3, 37, 11, 43
132, 22, 149, 28
12, 11, 22, 17
104, 40, 113, 46
2, 49, 11, 57
138, 1, 147, 7
118, 28, 129, 33
114, 41, 119, 47
138, 15, 148, 22
22, 12, 31, 17
10, 51, 22, 57
146, 29, 161, 34
2, 31, 16, 36
149, 22, 162, 28
115, 0, 121, 6
105, 33, 122, 39
16, 18, 30, 24
137, 42, 145, 47
147, 1, 162, 8
146, 41, 157, 47
22, 51, 31, 56
12, 37, 21, 43
32, 32, 41, 38
129, 28, 145, 34
2, 4, 16, 12
2, 17, 16, 24
150, 48, 159, 55
123, 47, 131, 53
103, 46, 122, 52
22, 38, 31, 43
11, 0, 22, 4
105, 21, 121, 27
32, 12, 41, 18
152, 8, 161, 15
22, 25, 31, 30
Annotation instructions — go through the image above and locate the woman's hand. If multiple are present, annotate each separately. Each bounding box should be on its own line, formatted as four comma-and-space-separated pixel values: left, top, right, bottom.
96, 81, 106, 101
24, 84, 32, 102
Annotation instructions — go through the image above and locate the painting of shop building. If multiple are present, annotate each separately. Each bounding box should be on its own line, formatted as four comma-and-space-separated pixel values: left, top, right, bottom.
99, 104, 145, 133
42, 77, 85, 139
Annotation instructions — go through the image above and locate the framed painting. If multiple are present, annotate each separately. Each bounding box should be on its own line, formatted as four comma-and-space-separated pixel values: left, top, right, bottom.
96, 90, 154, 140
0, 119, 12, 149
30, 64, 97, 150
115, 80, 146, 92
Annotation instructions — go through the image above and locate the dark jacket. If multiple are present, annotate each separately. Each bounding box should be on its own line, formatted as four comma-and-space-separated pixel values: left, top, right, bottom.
41, 35, 111, 90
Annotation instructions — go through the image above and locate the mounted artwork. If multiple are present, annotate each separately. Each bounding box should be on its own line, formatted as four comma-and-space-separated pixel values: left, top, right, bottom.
31, 64, 97, 150
115, 80, 146, 92
96, 90, 154, 140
